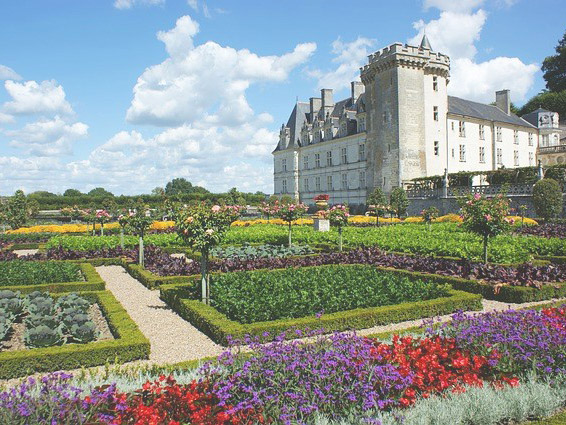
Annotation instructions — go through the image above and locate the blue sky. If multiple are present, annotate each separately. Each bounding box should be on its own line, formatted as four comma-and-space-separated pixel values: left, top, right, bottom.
0, 0, 564, 195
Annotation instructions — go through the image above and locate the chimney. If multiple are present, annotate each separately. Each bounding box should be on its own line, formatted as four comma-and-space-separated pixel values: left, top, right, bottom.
496, 90, 511, 115
351, 81, 364, 102
309, 97, 322, 120
321, 88, 334, 118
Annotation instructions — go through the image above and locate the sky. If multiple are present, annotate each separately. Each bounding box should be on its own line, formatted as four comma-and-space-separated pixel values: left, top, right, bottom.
0, 0, 564, 196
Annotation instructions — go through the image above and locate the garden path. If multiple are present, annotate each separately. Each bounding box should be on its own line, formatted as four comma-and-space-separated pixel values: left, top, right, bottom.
13, 249, 38, 257
95, 265, 224, 364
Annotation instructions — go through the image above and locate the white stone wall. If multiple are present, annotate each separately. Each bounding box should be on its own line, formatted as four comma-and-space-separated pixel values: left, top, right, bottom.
423, 72, 448, 177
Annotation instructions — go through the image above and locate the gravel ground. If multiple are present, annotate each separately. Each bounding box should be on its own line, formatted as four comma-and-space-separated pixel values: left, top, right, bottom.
13, 249, 39, 257
96, 265, 223, 364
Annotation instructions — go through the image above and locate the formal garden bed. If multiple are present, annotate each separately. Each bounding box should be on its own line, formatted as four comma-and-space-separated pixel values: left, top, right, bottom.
0, 290, 149, 379
159, 264, 482, 345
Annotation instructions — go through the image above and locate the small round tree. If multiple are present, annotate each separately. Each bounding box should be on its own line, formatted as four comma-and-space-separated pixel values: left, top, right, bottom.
459, 193, 512, 263
96, 210, 111, 236
389, 187, 409, 219
3, 190, 38, 230
421, 206, 439, 230
175, 203, 242, 304
328, 204, 349, 251
127, 202, 155, 267
272, 201, 308, 247
367, 187, 387, 226
117, 211, 129, 249
81, 208, 97, 236
533, 178, 563, 222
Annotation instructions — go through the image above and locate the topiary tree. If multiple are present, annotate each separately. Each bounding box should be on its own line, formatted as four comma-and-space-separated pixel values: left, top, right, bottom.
459, 194, 512, 263
272, 201, 308, 247
328, 204, 349, 251
533, 178, 563, 222
3, 190, 38, 230
389, 187, 409, 219
421, 206, 439, 230
96, 210, 111, 236
127, 202, 155, 267
367, 187, 387, 226
175, 203, 242, 304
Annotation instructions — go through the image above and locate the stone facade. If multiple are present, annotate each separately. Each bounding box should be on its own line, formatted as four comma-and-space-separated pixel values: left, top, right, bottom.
273, 36, 559, 206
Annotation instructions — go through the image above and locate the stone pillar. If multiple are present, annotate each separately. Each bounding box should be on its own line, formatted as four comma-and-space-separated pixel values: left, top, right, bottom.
442, 168, 448, 198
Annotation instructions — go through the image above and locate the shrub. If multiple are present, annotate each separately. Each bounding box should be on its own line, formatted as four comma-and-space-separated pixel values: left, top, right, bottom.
199, 265, 450, 323
390, 187, 409, 218
0, 261, 81, 287
533, 178, 563, 221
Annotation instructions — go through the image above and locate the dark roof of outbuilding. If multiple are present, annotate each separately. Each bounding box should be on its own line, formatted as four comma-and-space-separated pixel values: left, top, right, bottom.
448, 96, 536, 128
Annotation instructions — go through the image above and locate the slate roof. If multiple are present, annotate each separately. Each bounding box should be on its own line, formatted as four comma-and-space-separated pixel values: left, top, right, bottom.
448, 96, 536, 128
521, 108, 553, 127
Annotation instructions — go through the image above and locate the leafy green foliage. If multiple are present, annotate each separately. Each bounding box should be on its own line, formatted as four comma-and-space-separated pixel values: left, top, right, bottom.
69, 322, 97, 343
24, 325, 63, 348
389, 188, 409, 218
165, 177, 210, 195
210, 244, 313, 260
202, 265, 450, 323
87, 187, 114, 197
0, 190, 38, 230
518, 90, 566, 120
542, 30, 566, 92
533, 179, 563, 220
0, 261, 81, 287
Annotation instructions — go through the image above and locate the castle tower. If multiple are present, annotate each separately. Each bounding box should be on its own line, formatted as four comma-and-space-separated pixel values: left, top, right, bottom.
360, 36, 450, 192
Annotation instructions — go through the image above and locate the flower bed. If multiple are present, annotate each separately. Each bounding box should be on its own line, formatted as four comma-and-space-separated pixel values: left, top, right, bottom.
6, 220, 175, 234
517, 223, 566, 239
0, 291, 110, 350
0, 260, 81, 287
2, 305, 565, 425
0, 290, 149, 379
210, 243, 313, 260
159, 268, 481, 345
198, 265, 451, 323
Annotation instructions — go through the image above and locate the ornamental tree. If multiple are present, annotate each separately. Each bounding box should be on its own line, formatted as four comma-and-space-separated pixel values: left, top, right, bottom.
2, 190, 38, 230
175, 203, 242, 304
459, 193, 512, 263
81, 208, 98, 236
95, 210, 111, 236
117, 210, 129, 249
389, 187, 409, 219
421, 206, 439, 230
272, 201, 308, 247
367, 187, 387, 226
533, 178, 563, 221
127, 202, 155, 267
328, 204, 349, 251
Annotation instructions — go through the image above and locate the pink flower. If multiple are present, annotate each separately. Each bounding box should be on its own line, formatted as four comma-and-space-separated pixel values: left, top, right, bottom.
211, 205, 221, 213
484, 214, 491, 221
474, 193, 481, 200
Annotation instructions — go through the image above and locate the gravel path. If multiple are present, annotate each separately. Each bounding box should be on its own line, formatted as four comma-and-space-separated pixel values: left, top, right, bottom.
96, 265, 223, 364
13, 249, 38, 257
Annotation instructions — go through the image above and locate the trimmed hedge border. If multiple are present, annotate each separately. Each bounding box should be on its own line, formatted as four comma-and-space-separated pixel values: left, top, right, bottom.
126, 263, 193, 289
159, 266, 483, 346
0, 290, 150, 379
0, 263, 106, 294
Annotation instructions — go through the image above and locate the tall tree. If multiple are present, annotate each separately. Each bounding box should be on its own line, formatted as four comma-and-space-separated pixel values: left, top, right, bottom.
88, 187, 114, 197
518, 90, 566, 121
542, 30, 566, 92
2, 190, 38, 230
164, 178, 210, 195
63, 189, 83, 197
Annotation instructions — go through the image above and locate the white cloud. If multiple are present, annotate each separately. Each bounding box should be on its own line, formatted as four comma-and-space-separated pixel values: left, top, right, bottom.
0, 65, 21, 81
113, 0, 164, 10
424, 0, 485, 13
450, 57, 538, 103
307, 37, 376, 91
0, 112, 14, 124
409, 10, 486, 60
2, 80, 74, 116
187, 0, 197, 10
126, 15, 316, 127
5, 116, 88, 156
202, 2, 211, 18
410, 1, 538, 104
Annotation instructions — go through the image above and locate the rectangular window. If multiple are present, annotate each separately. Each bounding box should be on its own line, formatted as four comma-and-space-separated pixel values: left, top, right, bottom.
451, 148, 455, 158
528, 133, 534, 146
496, 148, 502, 165
303, 155, 309, 170
496, 126, 502, 142
282, 159, 287, 172
341, 173, 347, 190
315, 176, 321, 191
479, 146, 485, 163
529, 152, 534, 166
459, 121, 466, 137
326, 151, 332, 166
304, 178, 309, 192
479, 124, 485, 140
434, 141, 439, 156
315, 153, 321, 168
514, 150, 519, 166
359, 117, 365, 132
341, 147, 347, 164
514, 130, 519, 145
451, 122, 455, 131
327, 175, 333, 190
282, 179, 287, 193
459, 144, 466, 162
359, 171, 366, 189
433, 106, 439, 122
359, 143, 365, 161
542, 134, 549, 146
340, 123, 347, 137
433, 76, 438, 91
